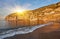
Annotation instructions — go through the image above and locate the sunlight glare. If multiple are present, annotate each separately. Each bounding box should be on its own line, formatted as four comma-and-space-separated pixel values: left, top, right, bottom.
15, 9, 25, 13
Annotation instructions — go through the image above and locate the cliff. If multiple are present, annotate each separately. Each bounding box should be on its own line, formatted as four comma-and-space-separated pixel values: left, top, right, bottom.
5, 2, 60, 28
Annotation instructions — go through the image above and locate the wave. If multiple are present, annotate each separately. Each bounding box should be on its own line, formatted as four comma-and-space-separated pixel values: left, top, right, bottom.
0, 22, 53, 39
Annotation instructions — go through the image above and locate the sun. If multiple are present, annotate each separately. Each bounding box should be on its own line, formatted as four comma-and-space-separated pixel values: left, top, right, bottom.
13, 7, 26, 14
12, 6, 27, 15
15, 9, 25, 13
13, 9, 25, 14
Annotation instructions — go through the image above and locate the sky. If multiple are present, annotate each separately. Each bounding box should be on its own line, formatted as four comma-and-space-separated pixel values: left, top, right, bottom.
0, 0, 60, 17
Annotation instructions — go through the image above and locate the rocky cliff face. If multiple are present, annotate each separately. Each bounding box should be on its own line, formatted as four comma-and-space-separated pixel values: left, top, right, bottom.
5, 2, 60, 28
33, 2, 60, 22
